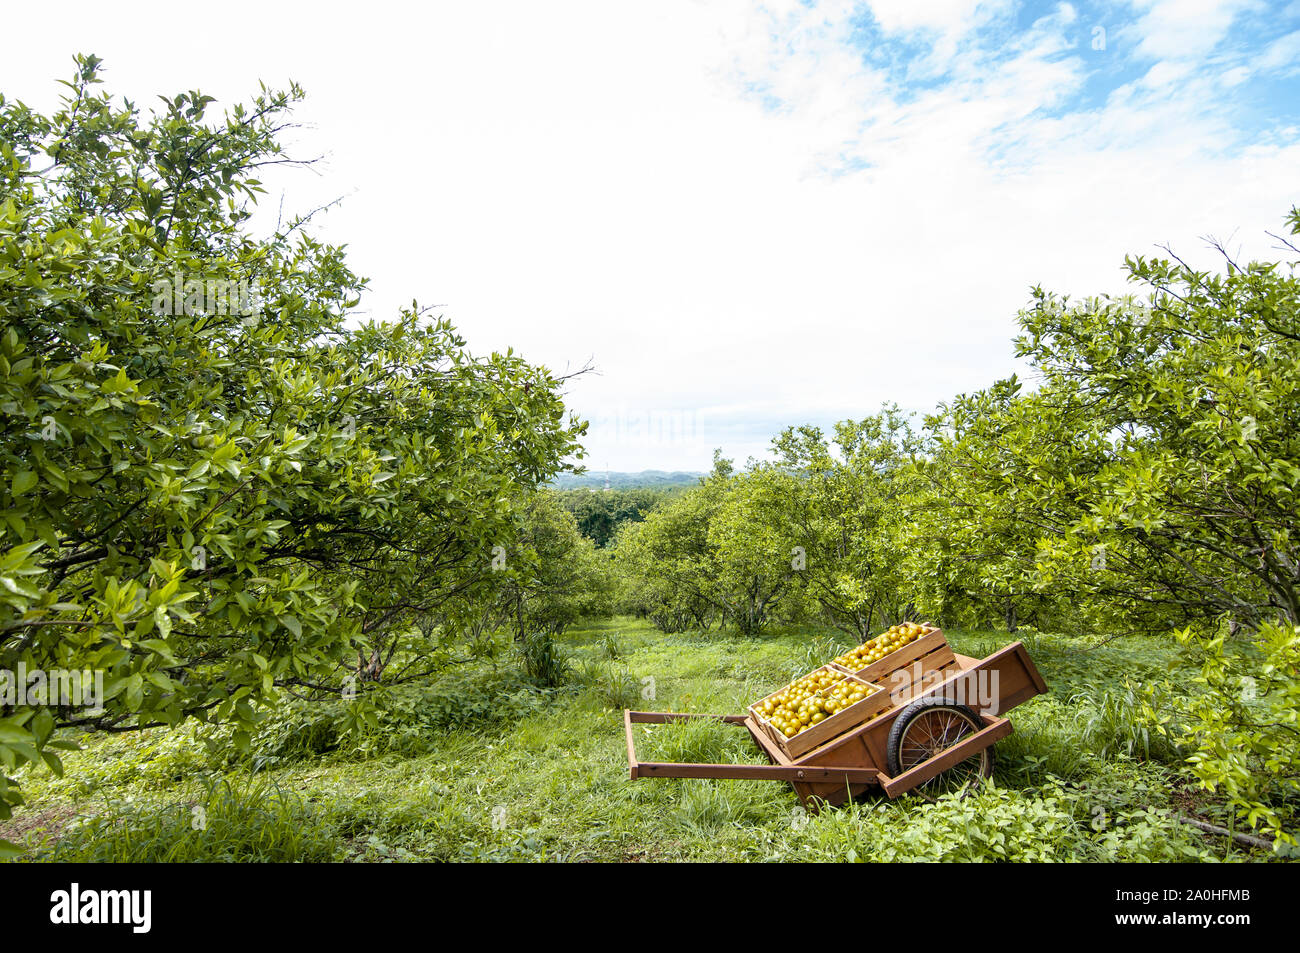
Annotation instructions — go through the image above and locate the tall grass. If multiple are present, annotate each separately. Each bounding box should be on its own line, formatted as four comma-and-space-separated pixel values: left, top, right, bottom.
35, 777, 340, 863
1075, 686, 1181, 762
521, 631, 571, 687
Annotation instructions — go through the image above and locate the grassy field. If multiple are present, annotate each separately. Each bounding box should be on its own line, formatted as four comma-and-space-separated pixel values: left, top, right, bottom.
1, 617, 1270, 862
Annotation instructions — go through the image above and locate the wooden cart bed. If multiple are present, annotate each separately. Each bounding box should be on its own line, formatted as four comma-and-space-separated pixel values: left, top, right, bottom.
624, 637, 1047, 806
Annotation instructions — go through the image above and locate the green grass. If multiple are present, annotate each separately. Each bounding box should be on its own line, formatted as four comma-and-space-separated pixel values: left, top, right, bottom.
1, 617, 1277, 862
36, 777, 341, 863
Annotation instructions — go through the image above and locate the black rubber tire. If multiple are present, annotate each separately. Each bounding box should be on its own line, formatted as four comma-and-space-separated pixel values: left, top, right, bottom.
885, 699, 995, 795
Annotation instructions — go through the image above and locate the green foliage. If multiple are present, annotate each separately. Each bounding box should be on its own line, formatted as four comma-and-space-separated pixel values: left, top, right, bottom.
923, 380, 1092, 631
244, 668, 550, 766
945, 628, 1185, 781
584, 663, 640, 710
912, 207, 1300, 640
614, 410, 943, 639
10, 723, 217, 804
555, 487, 668, 547
1143, 622, 1300, 846
645, 717, 755, 767
795, 777, 1215, 863
673, 780, 776, 835
494, 493, 616, 642
614, 463, 730, 632
959, 214, 1300, 631
705, 465, 805, 635
598, 631, 623, 660
769, 407, 929, 637
913, 210, 1300, 843
1075, 684, 1182, 763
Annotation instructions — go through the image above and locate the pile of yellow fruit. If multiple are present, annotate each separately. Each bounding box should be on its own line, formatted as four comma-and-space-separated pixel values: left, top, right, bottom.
832, 622, 932, 671
757, 668, 870, 739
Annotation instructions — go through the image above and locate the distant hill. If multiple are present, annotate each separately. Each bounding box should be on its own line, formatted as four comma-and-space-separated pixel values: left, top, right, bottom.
550, 470, 705, 490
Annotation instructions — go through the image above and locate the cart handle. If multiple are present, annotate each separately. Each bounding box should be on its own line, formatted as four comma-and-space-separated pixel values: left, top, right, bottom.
624, 710, 881, 784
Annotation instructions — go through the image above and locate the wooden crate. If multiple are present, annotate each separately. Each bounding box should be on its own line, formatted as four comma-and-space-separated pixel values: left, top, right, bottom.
791, 639, 1047, 805
835, 628, 961, 701
747, 665, 891, 760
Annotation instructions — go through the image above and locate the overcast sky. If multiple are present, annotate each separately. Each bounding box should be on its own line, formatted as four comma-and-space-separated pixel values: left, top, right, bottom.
4, 1, 1298, 471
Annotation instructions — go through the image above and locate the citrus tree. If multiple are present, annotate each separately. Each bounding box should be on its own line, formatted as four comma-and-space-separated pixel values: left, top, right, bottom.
1018, 210, 1300, 630
706, 464, 807, 635
496, 492, 615, 641
944, 208, 1300, 844
0, 56, 584, 829
770, 408, 927, 638
614, 460, 729, 633
920, 379, 1105, 632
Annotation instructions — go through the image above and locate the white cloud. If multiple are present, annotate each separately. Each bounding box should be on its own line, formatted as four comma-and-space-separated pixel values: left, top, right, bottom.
1128, 0, 1256, 60
864, 0, 1014, 78
1, 0, 1295, 470
1259, 28, 1300, 72
1220, 65, 1252, 86
1137, 58, 1197, 89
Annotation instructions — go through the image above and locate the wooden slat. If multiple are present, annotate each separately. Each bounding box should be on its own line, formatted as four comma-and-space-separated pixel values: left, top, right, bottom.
791, 636, 1044, 765
847, 629, 951, 683
860, 723, 891, 770
624, 709, 638, 779
745, 715, 793, 765
626, 711, 880, 783
1012, 641, 1050, 696
880, 716, 1013, 797
626, 710, 752, 780
746, 629, 965, 762
627, 711, 747, 724
794, 660, 961, 761
635, 761, 881, 782
872, 652, 961, 708
908, 640, 1047, 717
778, 674, 890, 759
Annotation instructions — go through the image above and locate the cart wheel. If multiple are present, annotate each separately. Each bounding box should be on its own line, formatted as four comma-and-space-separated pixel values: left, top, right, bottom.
886, 700, 994, 798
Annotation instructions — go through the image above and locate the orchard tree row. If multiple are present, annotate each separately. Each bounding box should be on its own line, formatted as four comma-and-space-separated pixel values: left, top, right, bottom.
615, 217, 1300, 642
608, 214, 1300, 841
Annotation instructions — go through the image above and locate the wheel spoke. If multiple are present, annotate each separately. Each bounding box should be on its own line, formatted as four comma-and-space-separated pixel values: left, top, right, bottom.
895, 705, 991, 798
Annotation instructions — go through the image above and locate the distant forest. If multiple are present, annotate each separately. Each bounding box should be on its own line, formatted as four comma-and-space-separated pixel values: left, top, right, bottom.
552, 486, 680, 548
549, 470, 704, 490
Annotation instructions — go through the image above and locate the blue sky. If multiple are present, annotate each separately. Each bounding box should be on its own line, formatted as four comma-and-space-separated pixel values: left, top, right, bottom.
2, 1, 1298, 472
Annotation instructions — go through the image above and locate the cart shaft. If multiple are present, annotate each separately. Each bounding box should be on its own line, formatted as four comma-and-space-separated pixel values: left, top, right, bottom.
624, 710, 880, 783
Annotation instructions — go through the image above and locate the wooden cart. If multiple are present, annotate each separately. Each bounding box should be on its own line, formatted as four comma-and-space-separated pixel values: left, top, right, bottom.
624, 632, 1048, 807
